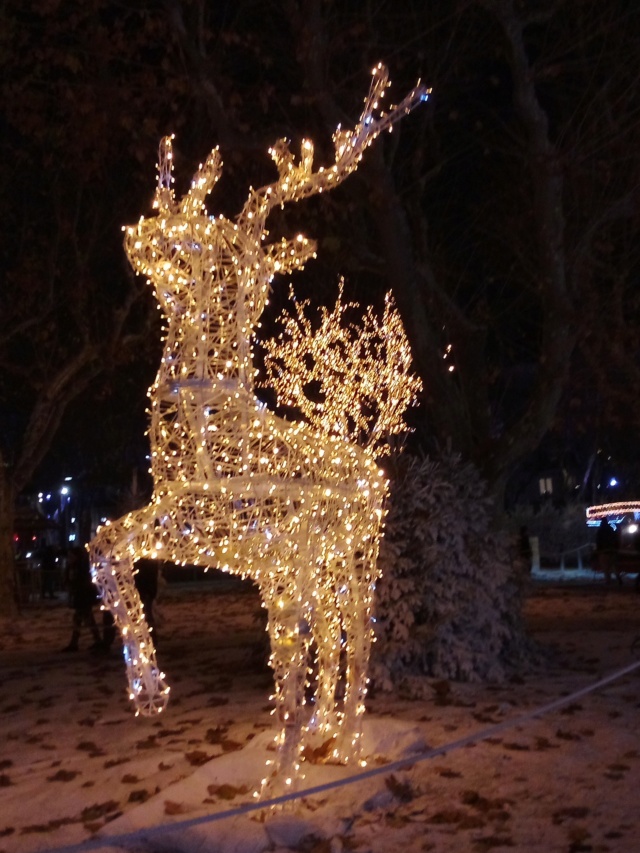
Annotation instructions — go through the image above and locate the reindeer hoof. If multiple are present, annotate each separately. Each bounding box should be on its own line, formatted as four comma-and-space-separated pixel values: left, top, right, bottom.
124, 644, 170, 716
130, 668, 170, 716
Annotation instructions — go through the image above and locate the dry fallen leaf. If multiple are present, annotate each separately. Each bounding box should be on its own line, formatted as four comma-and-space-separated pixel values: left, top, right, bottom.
164, 800, 187, 815
302, 738, 335, 763
80, 801, 120, 822
207, 783, 249, 800
47, 769, 79, 782
128, 789, 149, 803
384, 774, 415, 803
185, 750, 213, 766
220, 739, 244, 753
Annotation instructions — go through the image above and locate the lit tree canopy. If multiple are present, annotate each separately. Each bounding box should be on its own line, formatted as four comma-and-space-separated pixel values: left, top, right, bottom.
262, 281, 422, 455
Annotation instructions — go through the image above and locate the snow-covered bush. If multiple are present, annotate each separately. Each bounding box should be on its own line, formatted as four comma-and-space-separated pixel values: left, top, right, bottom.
371, 451, 533, 694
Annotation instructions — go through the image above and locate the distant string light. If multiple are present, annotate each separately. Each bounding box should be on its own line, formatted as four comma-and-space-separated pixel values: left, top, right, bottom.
586, 501, 640, 520
89, 64, 427, 790
443, 342, 455, 372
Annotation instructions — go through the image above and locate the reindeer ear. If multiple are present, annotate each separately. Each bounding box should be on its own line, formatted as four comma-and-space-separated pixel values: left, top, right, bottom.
153, 135, 176, 213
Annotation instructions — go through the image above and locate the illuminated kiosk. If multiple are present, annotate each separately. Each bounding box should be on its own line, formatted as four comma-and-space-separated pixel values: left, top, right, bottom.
586, 502, 640, 582
586, 501, 640, 525
89, 66, 426, 789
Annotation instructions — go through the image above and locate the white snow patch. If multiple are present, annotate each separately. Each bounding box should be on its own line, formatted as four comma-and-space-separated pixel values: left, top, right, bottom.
99, 719, 424, 853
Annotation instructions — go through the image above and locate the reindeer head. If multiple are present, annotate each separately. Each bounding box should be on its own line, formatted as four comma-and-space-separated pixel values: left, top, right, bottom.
124, 64, 429, 341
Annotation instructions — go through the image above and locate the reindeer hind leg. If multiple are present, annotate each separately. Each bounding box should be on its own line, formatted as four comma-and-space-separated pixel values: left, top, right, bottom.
333, 541, 379, 765
304, 582, 343, 756
260, 585, 313, 794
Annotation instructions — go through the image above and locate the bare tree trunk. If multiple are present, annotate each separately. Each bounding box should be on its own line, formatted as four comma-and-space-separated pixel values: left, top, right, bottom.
477, 0, 575, 496
285, 0, 576, 509
0, 463, 16, 619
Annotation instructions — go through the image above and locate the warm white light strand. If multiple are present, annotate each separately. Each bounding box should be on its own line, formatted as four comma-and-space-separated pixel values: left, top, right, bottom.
89, 64, 427, 788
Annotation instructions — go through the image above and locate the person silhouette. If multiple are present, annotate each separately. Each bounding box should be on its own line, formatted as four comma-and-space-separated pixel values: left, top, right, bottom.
62, 547, 101, 652
38, 540, 58, 600
134, 558, 160, 640
595, 517, 619, 584
518, 525, 533, 573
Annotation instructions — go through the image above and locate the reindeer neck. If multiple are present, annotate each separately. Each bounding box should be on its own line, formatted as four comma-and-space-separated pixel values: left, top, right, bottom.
154, 287, 257, 400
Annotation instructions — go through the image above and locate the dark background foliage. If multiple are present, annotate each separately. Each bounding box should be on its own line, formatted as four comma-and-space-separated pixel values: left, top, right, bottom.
1, 0, 639, 564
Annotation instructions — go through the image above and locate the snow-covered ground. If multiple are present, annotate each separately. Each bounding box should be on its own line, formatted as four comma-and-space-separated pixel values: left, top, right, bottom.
531, 565, 616, 583
1, 573, 640, 853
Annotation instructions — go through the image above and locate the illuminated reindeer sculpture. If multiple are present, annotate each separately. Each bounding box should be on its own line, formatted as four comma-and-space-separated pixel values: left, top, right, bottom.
90, 65, 427, 786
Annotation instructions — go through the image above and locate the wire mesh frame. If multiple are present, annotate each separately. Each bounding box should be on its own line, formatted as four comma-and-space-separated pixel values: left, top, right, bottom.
89, 65, 428, 787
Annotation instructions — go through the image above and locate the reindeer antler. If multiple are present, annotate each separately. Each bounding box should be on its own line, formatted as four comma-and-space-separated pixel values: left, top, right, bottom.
151, 135, 224, 217
153, 136, 177, 214
180, 147, 223, 216
240, 64, 429, 227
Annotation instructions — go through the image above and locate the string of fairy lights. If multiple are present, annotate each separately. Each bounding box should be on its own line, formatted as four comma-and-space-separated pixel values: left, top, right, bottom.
89, 64, 428, 792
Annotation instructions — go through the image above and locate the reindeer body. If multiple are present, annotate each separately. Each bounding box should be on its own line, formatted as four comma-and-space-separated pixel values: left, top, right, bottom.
90, 65, 427, 785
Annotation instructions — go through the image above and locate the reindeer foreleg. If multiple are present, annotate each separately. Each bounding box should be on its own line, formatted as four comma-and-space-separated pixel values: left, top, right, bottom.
90, 524, 169, 716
